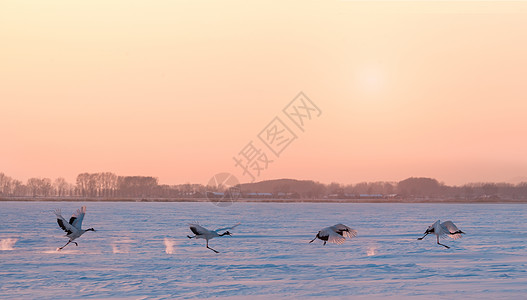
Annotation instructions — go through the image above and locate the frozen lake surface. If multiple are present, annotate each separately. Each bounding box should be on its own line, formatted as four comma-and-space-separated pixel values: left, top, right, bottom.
1, 202, 526, 299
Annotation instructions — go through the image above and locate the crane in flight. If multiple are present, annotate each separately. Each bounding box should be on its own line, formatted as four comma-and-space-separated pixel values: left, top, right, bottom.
54, 206, 96, 251
418, 220, 464, 249
309, 223, 357, 245
187, 222, 240, 253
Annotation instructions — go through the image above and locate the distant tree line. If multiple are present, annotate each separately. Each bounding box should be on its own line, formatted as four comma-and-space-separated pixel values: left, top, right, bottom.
0, 172, 204, 198
1, 172, 526, 200
322, 177, 527, 200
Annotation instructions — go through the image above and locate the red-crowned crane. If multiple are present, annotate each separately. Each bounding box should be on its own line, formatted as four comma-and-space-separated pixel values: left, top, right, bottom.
187, 222, 240, 253
309, 224, 357, 245
54, 206, 95, 251
418, 220, 465, 249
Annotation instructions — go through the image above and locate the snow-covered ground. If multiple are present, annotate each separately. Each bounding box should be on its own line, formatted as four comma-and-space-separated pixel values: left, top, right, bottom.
1, 202, 526, 299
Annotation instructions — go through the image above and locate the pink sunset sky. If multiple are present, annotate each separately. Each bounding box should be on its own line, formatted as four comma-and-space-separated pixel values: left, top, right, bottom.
1, 1, 526, 186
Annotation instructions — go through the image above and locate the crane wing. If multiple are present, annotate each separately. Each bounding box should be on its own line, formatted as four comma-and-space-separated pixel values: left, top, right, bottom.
442, 221, 464, 239
327, 231, 346, 245
54, 209, 77, 235
70, 206, 86, 229
189, 223, 209, 235
319, 227, 346, 245
332, 224, 358, 238
215, 222, 241, 233
432, 220, 451, 238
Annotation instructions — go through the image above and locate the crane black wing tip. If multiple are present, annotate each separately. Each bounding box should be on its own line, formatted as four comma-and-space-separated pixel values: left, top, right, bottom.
56, 218, 73, 234
189, 226, 200, 235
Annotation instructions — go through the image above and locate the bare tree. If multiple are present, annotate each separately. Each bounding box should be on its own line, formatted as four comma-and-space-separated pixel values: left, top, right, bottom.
0, 173, 13, 196
41, 178, 52, 196
87, 173, 97, 197
76, 173, 90, 197
482, 183, 498, 196
99, 172, 118, 197
327, 182, 343, 196
12, 180, 26, 196
118, 176, 159, 197
54, 177, 69, 197
27, 178, 40, 197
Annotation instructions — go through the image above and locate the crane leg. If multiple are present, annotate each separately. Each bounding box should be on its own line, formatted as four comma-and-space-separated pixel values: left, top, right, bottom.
57, 240, 71, 251
417, 233, 428, 240
74, 242, 78, 246
206, 240, 219, 253
187, 235, 195, 239
323, 241, 326, 246
437, 236, 450, 249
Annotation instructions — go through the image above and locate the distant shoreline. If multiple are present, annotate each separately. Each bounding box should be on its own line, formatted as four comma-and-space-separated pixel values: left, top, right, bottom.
1, 197, 526, 204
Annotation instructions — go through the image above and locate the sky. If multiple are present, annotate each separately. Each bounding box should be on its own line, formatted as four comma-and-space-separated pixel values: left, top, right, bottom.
1, 1, 527, 186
